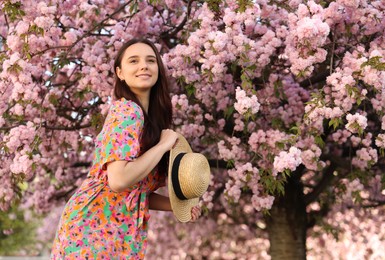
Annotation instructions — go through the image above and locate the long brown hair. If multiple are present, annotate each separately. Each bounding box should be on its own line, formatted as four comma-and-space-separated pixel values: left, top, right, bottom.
113, 38, 172, 175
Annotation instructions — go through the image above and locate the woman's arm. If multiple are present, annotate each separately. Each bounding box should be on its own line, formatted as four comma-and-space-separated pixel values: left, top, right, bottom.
149, 193, 172, 211
107, 129, 178, 192
149, 193, 201, 223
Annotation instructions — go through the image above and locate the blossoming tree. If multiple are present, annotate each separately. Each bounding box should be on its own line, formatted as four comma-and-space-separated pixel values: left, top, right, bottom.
1, 0, 385, 259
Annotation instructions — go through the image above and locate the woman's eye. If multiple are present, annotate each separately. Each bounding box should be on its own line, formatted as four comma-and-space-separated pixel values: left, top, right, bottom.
129, 60, 137, 63
148, 59, 156, 63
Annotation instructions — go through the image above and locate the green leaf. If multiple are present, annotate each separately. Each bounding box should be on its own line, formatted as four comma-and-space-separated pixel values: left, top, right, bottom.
271, 118, 283, 129
91, 113, 104, 132
275, 141, 285, 150
226, 159, 235, 168
290, 125, 300, 135
183, 56, 192, 64
2, 1, 25, 22
236, 0, 253, 12
224, 106, 235, 119
361, 56, 385, 71
48, 95, 59, 105
276, 181, 285, 195
352, 190, 362, 204
185, 84, 196, 97
230, 61, 238, 75
79, 10, 86, 18
283, 169, 291, 177
207, 0, 222, 15
328, 118, 341, 130
203, 69, 214, 83
129, 1, 139, 14
273, 80, 287, 100
31, 162, 37, 172
7, 63, 22, 74
29, 24, 44, 36
240, 72, 252, 89
315, 135, 325, 148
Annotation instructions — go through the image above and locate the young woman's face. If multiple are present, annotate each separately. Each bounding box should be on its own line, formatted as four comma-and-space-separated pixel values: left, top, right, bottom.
116, 43, 159, 95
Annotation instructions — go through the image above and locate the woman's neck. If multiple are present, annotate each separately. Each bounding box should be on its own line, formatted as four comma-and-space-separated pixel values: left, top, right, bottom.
136, 93, 150, 114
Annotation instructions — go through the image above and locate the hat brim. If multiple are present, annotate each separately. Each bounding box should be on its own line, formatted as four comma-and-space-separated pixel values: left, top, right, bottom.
169, 183, 199, 222
168, 134, 196, 222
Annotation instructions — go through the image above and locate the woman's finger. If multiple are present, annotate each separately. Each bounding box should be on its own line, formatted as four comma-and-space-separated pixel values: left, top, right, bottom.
190, 206, 201, 222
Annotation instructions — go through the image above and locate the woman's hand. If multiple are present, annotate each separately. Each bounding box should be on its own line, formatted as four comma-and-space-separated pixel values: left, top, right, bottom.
190, 205, 201, 222
158, 129, 179, 152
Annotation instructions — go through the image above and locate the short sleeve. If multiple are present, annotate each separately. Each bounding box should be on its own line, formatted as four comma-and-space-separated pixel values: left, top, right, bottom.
93, 99, 144, 170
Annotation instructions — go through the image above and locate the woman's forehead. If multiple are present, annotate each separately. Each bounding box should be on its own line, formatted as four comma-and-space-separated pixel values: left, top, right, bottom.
123, 43, 156, 57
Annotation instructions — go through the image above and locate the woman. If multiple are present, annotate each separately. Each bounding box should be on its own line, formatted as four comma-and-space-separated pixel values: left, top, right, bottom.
51, 38, 201, 259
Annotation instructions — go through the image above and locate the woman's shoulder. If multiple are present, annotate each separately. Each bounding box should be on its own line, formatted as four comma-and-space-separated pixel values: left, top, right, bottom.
110, 98, 143, 116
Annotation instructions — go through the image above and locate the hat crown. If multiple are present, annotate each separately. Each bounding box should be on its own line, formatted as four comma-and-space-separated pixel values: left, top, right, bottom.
178, 153, 210, 199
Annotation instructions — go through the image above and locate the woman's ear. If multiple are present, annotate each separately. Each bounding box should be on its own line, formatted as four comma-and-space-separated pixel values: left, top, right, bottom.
116, 67, 123, 81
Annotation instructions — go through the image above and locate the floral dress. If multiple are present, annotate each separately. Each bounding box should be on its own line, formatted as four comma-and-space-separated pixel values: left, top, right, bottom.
51, 98, 165, 259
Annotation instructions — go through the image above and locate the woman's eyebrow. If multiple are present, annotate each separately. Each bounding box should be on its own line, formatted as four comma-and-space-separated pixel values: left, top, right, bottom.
127, 55, 156, 59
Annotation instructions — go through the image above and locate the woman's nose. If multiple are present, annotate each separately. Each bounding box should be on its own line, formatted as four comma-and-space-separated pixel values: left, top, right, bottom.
139, 60, 148, 70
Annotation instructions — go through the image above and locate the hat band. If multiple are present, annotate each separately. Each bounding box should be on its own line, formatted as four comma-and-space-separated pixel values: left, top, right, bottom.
172, 153, 187, 200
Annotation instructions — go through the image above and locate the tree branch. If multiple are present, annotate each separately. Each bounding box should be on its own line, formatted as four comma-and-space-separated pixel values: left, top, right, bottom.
0, 124, 22, 131
361, 199, 385, 209
167, 0, 194, 38
160, 0, 194, 47
30, 1, 134, 59
303, 168, 335, 206
208, 158, 227, 169
299, 70, 330, 89
43, 122, 92, 131
71, 162, 93, 168
303, 155, 350, 206
48, 185, 79, 202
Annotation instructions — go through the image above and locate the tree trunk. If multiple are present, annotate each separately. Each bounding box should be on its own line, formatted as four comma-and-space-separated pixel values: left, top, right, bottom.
265, 176, 307, 260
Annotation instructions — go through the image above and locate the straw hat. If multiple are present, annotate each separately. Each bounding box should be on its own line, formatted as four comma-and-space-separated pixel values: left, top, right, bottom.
168, 134, 210, 222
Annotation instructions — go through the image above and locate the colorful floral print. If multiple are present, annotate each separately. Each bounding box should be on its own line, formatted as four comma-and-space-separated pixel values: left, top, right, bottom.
51, 98, 165, 259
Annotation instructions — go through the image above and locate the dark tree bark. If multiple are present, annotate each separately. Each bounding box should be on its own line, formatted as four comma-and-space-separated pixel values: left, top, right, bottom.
265, 176, 307, 260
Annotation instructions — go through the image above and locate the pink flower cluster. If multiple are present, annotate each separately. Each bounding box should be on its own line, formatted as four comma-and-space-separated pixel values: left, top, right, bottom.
273, 147, 302, 175
171, 94, 207, 141
248, 129, 291, 170
218, 137, 246, 162
224, 162, 273, 211
340, 178, 364, 203
0, 160, 14, 211
352, 147, 378, 170
331, 129, 352, 145
345, 113, 368, 134
285, 2, 330, 76
267, 76, 309, 127
375, 134, 385, 149
251, 194, 275, 212
4, 122, 36, 153
308, 206, 385, 259
300, 144, 324, 171
305, 104, 344, 130
248, 129, 289, 152
325, 69, 357, 112
234, 87, 260, 115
